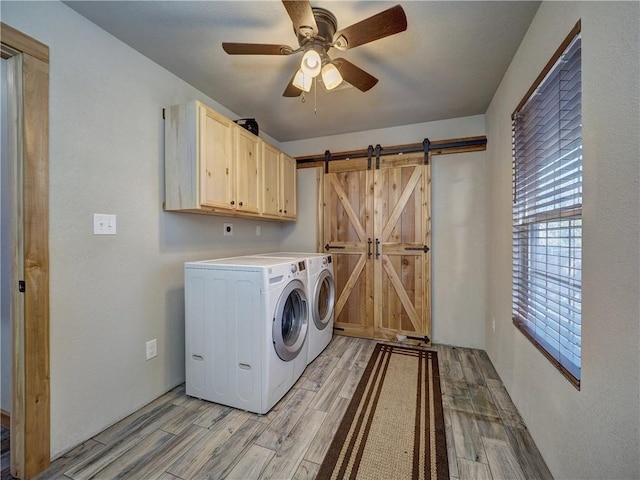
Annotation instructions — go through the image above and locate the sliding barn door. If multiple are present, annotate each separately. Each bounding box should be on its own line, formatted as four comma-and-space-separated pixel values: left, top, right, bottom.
323, 154, 431, 342
374, 158, 431, 341
323, 163, 374, 337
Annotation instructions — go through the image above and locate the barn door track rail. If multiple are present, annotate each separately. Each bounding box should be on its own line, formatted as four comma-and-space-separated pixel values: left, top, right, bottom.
296, 135, 487, 170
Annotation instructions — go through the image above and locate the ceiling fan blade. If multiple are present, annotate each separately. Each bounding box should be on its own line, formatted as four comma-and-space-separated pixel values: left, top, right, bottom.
333, 5, 407, 50
282, 0, 318, 38
334, 58, 378, 92
283, 70, 303, 97
222, 42, 294, 55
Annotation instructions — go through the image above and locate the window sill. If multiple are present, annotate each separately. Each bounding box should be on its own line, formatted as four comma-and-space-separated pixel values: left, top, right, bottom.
513, 317, 581, 390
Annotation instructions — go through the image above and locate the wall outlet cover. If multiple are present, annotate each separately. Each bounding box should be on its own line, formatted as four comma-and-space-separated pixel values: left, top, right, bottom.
146, 339, 157, 360
223, 223, 233, 236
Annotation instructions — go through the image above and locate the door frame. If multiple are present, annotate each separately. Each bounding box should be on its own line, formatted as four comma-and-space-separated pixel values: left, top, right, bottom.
1, 22, 50, 479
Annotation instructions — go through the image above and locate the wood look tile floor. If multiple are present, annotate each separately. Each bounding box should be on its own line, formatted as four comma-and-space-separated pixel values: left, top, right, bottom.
33, 336, 553, 480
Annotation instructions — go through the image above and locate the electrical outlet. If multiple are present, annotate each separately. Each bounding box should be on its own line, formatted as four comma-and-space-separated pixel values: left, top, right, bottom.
256, 225, 261, 236
492, 316, 496, 333
93, 213, 117, 235
223, 223, 233, 236
146, 339, 157, 360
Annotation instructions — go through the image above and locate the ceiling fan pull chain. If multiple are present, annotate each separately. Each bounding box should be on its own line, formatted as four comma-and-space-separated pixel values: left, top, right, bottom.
314, 77, 317, 115
301, 70, 308, 103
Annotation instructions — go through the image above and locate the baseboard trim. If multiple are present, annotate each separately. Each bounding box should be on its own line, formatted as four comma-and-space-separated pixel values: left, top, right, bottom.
1, 409, 9, 429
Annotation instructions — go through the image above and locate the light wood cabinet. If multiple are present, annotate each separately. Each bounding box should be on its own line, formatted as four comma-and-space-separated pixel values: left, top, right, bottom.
199, 106, 233, 209
280, 153, 297, 220
261, 142, 281, 217
164, 100, 295, 221
261, 145, 297, 220
233, 126, 260, 214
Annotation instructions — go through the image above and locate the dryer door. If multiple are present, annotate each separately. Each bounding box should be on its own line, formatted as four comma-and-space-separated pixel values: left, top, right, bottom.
313, 270, 335, 330
273, 279, 309, 361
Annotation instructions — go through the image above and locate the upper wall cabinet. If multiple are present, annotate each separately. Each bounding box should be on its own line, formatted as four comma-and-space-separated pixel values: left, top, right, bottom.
280, 153, 297, 220
261, 142, 281, 217
233, 126, 261, 214
261, 143, 296, 220
198, 105, 233, 210
164, 100, 296, 221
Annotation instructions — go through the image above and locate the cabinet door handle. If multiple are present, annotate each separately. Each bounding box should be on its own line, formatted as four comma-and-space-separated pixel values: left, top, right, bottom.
239, 201, 243, 206
375, 238, 380, 259
325, 244, 345, 251
367, 238, 372, 258
230, 200, 235, 206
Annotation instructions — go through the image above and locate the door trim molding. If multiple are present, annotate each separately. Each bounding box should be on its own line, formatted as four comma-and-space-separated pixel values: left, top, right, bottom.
1, 22, 50, 479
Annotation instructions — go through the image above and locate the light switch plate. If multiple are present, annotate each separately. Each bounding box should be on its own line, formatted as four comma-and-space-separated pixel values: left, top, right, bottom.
93, 214, 117, 235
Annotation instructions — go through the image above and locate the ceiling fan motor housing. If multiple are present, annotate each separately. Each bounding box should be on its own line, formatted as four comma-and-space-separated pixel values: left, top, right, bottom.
297, 7, 337, 46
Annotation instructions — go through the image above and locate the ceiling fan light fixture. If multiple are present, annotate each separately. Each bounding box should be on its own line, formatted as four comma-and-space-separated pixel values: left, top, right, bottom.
300, 47, 322, 77
321, 62, 342, 90
292, 68, 312, 92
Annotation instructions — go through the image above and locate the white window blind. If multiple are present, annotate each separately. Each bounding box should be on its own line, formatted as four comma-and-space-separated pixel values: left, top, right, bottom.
512, 23, 582, 388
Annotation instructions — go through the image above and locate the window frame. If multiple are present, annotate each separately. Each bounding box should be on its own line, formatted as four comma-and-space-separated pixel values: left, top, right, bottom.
511, 21, 582, 390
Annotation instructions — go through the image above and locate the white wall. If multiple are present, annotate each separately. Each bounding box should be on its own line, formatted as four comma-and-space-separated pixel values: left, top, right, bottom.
2, 1, 287, 457
282, 115, 485, 156
280, 167, 321, 252
431, 151, 486, 348
281, 115, 487, 348
485, 2, 640, 479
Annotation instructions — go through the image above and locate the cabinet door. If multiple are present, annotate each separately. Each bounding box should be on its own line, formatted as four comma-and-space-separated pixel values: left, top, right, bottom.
200, 106, 233, 209
280, 153, 297, 219
234, 127, 260, 214
261, 143, 280, 216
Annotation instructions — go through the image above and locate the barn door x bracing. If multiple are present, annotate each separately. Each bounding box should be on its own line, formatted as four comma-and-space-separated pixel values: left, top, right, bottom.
323, 153, 431, 342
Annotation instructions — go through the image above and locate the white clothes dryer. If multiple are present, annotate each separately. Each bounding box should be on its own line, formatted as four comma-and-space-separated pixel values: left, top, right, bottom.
184, 256, 309, 414
258, 253, 335, 364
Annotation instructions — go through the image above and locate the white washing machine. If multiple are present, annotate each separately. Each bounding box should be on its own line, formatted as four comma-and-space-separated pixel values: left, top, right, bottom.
258, 253, 335, 364
184, 256, 309, 414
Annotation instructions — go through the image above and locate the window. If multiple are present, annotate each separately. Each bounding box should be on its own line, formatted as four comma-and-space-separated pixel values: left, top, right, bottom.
512, 22, 582, 389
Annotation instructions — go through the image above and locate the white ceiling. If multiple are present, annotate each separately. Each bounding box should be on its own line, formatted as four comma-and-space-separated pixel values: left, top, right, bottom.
64, 1, 540, 142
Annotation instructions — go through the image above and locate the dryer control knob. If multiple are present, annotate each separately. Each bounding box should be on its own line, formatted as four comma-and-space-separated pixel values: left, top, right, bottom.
322, 257, 328, 265
291, 264, 297, 273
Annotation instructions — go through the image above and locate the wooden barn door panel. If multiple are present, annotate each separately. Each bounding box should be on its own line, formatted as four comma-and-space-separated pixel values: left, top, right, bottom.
374, 161, 431, 341
323, 169, 374, 337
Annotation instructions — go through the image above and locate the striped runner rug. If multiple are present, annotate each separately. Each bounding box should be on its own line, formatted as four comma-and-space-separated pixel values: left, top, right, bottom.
317, 343, 449, 480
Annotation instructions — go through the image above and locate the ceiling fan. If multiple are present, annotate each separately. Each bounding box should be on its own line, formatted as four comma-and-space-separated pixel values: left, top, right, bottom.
222, 1, 407, 97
